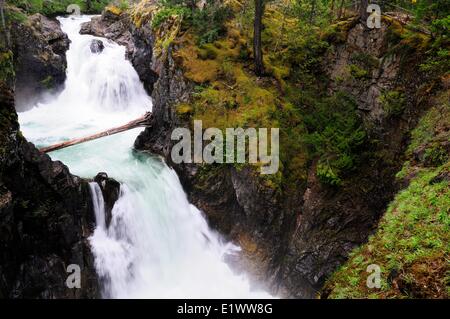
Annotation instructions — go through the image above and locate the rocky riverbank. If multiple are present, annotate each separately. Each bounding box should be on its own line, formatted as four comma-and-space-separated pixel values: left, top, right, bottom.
1, 0, 447, 299
0, 10, 121, 298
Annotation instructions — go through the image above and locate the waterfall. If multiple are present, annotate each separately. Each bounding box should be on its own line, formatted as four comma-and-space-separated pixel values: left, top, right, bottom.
89, 182, 106, 230
18, 15, 271, 298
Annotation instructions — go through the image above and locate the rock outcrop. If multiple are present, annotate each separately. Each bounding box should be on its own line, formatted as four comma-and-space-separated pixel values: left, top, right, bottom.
0, 83, 100, 298
11, 14, 70, 111
93, 172, 121, 228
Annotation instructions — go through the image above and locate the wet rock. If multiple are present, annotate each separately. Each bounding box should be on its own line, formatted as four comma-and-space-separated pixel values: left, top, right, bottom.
11, 14, 70, 111
0, 83, 99, 298
90, 39, 105, 54
94, 173, 121, 228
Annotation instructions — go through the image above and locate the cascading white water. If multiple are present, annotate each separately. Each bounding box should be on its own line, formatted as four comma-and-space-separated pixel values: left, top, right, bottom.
18, 15, 271, 298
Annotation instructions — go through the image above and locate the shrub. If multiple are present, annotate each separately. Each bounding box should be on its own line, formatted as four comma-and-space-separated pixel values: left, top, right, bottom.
303, 91, 366, 186
151, 6, 189, 28
190, 1, 233, 44
380, 90, 406, 117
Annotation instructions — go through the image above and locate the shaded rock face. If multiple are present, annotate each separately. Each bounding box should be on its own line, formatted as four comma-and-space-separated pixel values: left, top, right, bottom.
93, 172, 121, 228
0, 83, 99, 298
90, 39, 105, 54
11, 14, 70, 111
327, 22, 395, 120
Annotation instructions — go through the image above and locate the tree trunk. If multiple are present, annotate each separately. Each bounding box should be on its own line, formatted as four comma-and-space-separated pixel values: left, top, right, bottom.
253, 0, 264, 76
330, 0, 335, 22
39, 113, 152, 153
360, 0, 369, 23
309, 0, 316, 24
337, 0, 345, 19
0, 0, 10, 47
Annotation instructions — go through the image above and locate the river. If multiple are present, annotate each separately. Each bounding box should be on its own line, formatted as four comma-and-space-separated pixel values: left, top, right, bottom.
18, 15, 270, 299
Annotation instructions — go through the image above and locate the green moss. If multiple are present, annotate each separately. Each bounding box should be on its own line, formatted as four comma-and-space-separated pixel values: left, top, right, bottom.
407, 91, 450, 155
380, 90, 406, 117
0, 51, 14, 82
151, 6, 188, 29
40, 75, 53, 89
348, 64, 369, 79
9, 0, 110, 15
324, 89, 450, 299
198, 44, 218, 60
324, 164, 450, 299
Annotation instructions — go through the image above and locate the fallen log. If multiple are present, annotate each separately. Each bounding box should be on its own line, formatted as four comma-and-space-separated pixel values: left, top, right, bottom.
39, 112, 153, 153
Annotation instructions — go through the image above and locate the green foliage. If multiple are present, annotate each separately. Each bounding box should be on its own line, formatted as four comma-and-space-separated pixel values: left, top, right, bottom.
423, 144, 449, 167
380, 90, 406, 117
302, 91, 366, 186
151, 6, 189, 28
316, 161, 341, 186
7, 0, 111, 15
419, 21, 449, 79
4, 7, 27, 23
348, 64, 369, 79
116, 0, 129, 11
325, 164, 450, 298
0, 51, 14, 82
190, 1, 233, 45
154, 0, 232, 44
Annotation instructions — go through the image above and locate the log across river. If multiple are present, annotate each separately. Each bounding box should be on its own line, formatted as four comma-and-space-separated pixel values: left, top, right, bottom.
39, 112, 152, 153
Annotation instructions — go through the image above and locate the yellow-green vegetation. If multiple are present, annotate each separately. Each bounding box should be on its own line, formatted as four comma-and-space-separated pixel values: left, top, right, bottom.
0, 51, 14, 82
127, 0, 447, 193
7, 0, 111, 15
324, 165, 450, 299
129, 0, 158, 28
129, 0, 375, 189
379, 89, 407, 117
165, 3, 312, 190
324, 90, 450, 298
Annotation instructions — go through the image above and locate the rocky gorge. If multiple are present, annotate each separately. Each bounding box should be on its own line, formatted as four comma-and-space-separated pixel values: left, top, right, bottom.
78, 3, 447, 298
0, 0, 448, 299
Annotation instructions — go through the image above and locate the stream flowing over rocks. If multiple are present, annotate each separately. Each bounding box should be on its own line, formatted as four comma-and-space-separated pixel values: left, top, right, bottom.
12, 15, 272, 299
1, 5, 437, 298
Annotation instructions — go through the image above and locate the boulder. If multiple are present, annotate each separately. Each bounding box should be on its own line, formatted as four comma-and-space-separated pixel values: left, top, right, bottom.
90, 39, 105, 54
94, 172, 121, 228
11, 14, 70, 111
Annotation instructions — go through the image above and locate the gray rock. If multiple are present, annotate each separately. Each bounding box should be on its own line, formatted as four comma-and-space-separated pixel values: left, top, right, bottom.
11, 14, 70, 111
90, 39, 104, 54
93, 172, 121, 228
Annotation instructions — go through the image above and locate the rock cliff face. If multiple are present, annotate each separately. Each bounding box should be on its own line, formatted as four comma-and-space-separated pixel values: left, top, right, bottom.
277, 18, 432, 297
80, 11, 434, 298
11, 14, 70, 111
0, 83, 99, 298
